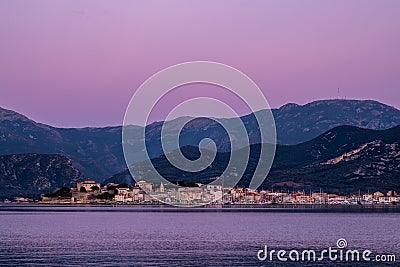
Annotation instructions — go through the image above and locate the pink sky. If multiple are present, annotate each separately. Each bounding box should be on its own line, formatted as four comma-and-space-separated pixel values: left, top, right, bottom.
0, 0, 399, 127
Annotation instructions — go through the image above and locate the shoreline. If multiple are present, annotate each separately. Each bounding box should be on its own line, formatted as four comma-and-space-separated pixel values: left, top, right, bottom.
1, 203, 400, 213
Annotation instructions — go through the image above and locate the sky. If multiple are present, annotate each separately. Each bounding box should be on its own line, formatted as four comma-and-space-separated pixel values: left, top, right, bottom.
0, 0, 399, 127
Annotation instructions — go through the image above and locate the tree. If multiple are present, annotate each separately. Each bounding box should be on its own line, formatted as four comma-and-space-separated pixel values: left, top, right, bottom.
43, 187, 71, 198
117, 183, 129, 188
91, 185, 100, 191
107, 185, 117, 191
96, 192, 115, 200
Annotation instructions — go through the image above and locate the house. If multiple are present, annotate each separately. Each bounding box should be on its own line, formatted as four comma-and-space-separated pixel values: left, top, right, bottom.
295, 195, 311, 203
136, 180, 153, 192
362, 194, 373, 202
77, 179, 101, 192
114, 188, 133, 202
312, 192, 328, 203
373, 191, 385, 199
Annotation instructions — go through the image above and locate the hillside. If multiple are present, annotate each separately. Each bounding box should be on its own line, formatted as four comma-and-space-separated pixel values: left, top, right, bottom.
106, 125, 400, 194
0, 153, 84, 199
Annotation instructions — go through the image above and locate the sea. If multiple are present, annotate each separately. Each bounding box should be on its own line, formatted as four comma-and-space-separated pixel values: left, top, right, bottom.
0, 205, 399, 266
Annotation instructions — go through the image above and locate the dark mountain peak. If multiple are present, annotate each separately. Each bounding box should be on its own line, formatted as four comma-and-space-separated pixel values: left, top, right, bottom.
0, 107, 32, 122
320, 125, 375, 140
279, 103, 300, 111
301, 125, 378, 158
305, 99, 388, 107
272, 99, 400, 144
281, 99, 398, 112
319, 124, 400, 145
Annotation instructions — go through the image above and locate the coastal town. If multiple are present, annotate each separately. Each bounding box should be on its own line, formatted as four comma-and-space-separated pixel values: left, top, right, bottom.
32, 179, 400, 206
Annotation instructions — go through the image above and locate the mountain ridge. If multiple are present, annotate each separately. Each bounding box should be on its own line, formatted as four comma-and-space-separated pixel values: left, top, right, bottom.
1, 99, 400, 181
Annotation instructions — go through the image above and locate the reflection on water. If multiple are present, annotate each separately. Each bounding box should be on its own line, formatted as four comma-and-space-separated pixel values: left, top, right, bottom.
0, 206, 399, 266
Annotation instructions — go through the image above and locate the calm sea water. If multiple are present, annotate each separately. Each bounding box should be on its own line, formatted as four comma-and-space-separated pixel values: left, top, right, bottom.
0, 206, 399, 266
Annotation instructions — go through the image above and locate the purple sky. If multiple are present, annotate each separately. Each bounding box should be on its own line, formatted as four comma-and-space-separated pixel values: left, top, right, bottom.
1, 0, 399, 127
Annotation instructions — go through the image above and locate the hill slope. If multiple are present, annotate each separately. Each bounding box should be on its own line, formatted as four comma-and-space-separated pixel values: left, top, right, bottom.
106, 125, 400, 194
0, 153, 84, 199
1, 99, 400, 181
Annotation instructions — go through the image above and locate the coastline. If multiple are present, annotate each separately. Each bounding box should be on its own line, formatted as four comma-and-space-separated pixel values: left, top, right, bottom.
2, 203, 400, 213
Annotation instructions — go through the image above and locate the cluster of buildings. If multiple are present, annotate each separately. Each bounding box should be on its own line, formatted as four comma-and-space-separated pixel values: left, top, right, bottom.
40, 179, 400, 206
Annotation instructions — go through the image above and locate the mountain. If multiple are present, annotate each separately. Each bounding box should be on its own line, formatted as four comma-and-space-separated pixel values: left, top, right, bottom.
105, 125, 400, 194
0, 153, 83, 199
1, 99, 400, 181
266, 125, 400, 193
271, 99, 400, 144
0, 106, 129, 181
